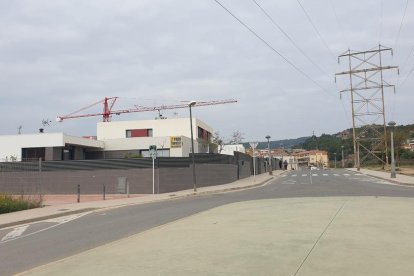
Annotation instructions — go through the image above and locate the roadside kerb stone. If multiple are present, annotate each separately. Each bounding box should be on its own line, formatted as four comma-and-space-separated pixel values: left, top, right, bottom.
0, 171, 282, 229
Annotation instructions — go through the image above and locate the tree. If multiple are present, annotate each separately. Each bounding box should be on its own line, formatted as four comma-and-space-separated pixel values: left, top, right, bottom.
228, 130, 244, 145
212, 131, 225, 153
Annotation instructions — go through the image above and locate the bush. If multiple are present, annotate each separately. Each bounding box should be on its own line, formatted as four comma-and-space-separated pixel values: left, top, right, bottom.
0, 194, 41, 214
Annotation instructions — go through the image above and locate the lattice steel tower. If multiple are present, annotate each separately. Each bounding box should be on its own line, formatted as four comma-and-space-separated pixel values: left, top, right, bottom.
335, 45, 398, 168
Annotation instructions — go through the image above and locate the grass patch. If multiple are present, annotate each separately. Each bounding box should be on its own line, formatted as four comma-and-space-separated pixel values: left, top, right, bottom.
0, 194, 42, 214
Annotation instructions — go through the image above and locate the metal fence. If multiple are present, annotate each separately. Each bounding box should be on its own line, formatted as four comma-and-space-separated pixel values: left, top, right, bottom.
0, 158, 43, 202
0, 154, 256, 198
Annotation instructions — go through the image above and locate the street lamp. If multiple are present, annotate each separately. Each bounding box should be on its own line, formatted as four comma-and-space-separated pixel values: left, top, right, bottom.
388, 121, 396, 178
265, 135, 272, 175
189, 100, 197, 191
341, 145, 345, 168
334, 153, 337, 169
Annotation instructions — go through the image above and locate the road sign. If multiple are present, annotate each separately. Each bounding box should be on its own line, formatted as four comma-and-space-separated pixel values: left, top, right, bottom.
149, 145, 157, 159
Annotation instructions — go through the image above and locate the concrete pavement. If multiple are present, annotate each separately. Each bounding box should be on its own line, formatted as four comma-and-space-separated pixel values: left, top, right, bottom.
19, 196, 414, 276
6, 168, 414, 275
347, 168, 414, 186
0, 171, 279, 229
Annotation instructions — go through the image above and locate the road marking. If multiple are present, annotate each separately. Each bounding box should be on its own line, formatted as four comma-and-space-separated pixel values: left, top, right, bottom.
292, 174, 297, 177
281, 179, 296, 185
323, 174, 328, 176
312, 174, 318, 176
343, 174, 350, 176
45, 214, 85, 224
280, 175, 287, 178
333, 174, 340, 176
302, 174, 308, 177
0, 212, 90, 245
1, 225, 29, 242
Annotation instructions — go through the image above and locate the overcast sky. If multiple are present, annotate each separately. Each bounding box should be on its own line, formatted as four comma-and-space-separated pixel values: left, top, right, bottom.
0, 0, 413, 141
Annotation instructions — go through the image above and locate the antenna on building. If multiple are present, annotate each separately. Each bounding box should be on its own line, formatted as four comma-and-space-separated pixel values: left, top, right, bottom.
18, 125, 22, 135
42, 119, 51, 127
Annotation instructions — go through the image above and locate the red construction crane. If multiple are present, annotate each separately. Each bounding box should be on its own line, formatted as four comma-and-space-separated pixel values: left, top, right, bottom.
56, 97, 237, 122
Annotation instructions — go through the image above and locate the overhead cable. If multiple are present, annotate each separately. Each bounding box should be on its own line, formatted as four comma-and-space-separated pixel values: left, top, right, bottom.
296, 0, 337, 59
393, 0, 409, 51
252, 0, 331, 79
212, 0, 329, 94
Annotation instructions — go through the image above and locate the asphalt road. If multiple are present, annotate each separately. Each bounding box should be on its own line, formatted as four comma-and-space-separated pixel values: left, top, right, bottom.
2, 169, 414, 275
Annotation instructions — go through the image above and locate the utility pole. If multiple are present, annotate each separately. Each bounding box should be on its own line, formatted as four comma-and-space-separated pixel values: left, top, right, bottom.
336, 45, 398, 168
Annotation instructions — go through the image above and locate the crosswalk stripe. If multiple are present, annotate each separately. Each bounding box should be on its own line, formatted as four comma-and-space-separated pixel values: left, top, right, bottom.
292, 174, 297, 177
302, 174, 307, 177
344, 174, 350, 176
333, 174, 339, 176
1, 225, 29, 242
312, 174, 318, 176
323, 174, 328, 176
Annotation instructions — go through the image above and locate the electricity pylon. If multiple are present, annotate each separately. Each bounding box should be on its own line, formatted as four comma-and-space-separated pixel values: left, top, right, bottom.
336, 45, 399, 169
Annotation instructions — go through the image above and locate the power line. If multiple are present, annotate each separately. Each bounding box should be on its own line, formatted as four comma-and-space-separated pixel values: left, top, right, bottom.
399, 45, 414, 73
399, 63, 414, 88
251, 0, 330, 79
212, 0, 329, 93
393, 0, 409, 51
329, 0, 348, 47
296, 0, 337, 59
379, 0, 383, 43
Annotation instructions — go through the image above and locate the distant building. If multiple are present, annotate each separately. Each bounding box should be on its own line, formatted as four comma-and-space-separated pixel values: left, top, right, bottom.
336, 130, 351, 140
221, 144, 246, 156
294, 150, 329, 167
0, 118, 214, 161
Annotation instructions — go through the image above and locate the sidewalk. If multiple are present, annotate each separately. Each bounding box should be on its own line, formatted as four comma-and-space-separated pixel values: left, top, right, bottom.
0, 171, 281, 229
348, 168, 414, 186
20, 196, 414, 276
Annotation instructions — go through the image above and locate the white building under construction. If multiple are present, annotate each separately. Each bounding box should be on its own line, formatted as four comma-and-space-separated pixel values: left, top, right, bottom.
0, 118, 213, 161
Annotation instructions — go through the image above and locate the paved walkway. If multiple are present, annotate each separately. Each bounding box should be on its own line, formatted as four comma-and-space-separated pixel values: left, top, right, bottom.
19, 196, 414, 276
347, 168, 414, 185
0, 171, 279, 229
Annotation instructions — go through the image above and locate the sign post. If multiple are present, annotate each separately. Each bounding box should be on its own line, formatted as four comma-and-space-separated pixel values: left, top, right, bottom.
149, 145, 157, 194
249, 142, 258, 180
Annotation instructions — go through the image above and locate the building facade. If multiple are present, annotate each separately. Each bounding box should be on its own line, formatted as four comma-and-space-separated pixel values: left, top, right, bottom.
0, 118, 214, 161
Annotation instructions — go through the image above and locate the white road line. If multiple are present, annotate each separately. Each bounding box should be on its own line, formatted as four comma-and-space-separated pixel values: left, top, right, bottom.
343, 174, 350, 176
333, 174, 340, 176
45, 214, 85, 224
302, 174, 308, 177
312, 174, 318, 176
0, 212, 90, 245
281, 180, 296, 185
292, 174, 297, 177
1, 225, 29, 242
323, 174, 328, 176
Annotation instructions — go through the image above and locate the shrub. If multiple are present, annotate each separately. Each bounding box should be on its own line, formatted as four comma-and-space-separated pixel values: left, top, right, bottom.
0, 194, 41, 214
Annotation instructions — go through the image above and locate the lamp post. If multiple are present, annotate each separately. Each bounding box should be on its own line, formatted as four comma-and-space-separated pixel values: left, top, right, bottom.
388, 121, 396, 178
265, 135, 272, 175
189, 101, 197, 191
341, 145, 345, 168
334, 153, 337, 168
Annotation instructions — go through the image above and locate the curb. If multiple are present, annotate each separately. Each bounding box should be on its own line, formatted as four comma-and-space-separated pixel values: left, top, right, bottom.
346, 168, 414, 187
0, 174, 280, 229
